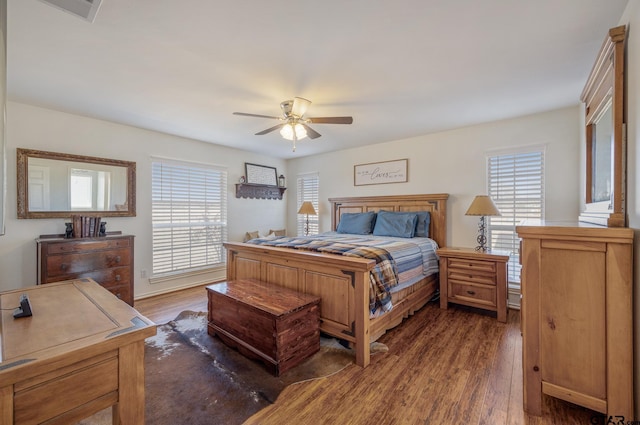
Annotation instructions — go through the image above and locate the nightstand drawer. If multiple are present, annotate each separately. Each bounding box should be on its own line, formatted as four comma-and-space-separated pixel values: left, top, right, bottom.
449, 281, 496, 307
447, 258, 496, 274
448, 269, 497, 286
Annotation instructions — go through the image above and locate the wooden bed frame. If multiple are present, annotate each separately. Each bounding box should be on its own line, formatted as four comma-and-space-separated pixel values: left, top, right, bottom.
224, 193, 448, 367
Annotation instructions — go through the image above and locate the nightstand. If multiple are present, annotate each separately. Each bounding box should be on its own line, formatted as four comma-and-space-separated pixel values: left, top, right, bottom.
437, 247, 509, 323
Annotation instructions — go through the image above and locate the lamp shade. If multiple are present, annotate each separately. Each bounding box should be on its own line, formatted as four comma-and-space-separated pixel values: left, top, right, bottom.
465, 195, 501, 216
297, 201, 317, 215
280, 123, 307, 141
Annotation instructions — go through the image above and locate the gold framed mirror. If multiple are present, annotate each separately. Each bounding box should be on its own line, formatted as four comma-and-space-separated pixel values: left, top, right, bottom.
579, 25, 626, 227
17, 149, 136, 219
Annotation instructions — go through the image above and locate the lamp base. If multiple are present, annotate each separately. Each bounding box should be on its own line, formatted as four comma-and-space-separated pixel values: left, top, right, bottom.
475, 216, 489, 252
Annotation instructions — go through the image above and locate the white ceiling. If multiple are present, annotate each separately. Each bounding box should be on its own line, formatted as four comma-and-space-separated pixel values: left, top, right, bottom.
7, 0, 629, 159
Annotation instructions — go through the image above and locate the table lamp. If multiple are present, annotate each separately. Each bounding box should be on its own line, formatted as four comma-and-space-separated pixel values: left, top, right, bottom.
297, 201, 317, 236
465, 195, 501, 252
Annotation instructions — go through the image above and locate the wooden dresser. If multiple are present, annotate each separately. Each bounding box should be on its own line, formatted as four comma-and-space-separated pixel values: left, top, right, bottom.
37, 234, 134, 306
516, 222, 633, 419
437, 247, 509, 323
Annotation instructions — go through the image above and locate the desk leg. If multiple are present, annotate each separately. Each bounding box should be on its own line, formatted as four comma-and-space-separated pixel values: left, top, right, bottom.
0, 385, 13, 424
116, 341, 146, 424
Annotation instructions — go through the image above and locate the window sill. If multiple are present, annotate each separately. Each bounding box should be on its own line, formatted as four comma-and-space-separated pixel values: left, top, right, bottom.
149, 265, 226, 285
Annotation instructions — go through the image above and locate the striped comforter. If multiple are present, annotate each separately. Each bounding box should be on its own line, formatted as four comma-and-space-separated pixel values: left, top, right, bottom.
246, 232, 439, 317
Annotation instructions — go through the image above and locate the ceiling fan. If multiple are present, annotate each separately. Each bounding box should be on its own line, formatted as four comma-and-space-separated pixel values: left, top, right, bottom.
233, 97, 353, 151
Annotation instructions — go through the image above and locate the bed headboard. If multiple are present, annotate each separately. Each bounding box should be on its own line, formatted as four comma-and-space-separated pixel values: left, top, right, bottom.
329, 194, 449, 248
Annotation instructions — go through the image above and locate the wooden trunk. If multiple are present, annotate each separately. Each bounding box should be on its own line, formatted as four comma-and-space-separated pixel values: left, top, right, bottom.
207, 279, 321, 376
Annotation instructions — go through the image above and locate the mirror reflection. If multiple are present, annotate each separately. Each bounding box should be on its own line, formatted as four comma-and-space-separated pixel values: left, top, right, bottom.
27, 157, 128, 212
592, 104, 613, 204
17, 148, 136, 219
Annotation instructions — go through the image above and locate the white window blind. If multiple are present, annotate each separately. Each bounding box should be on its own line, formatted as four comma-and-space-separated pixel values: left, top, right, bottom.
152, 159, 228, 276
297, 173, 319, 236
487, 148, 544, 284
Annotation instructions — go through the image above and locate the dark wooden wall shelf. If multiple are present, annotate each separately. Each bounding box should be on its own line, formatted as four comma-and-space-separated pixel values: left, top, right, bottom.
235, 184, 286, 200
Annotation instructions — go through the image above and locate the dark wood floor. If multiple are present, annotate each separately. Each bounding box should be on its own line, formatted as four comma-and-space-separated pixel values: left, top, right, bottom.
135, 285, 600, 425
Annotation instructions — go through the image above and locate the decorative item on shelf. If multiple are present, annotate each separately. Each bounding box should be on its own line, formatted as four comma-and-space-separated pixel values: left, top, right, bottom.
245, 163, 278, 186
64, 222, 73, 239
99, 221, 107, 237
71, 215, 103, 238
278, 174, 285, 188
239, 176, 246, 183
465, 195, 501, 252
297, 201, 317, 236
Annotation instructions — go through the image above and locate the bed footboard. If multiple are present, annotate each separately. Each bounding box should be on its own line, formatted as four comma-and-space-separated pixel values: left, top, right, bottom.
225, 241, 375, 367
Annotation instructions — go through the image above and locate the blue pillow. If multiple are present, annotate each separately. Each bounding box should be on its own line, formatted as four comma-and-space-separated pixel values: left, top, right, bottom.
372, 211, 418, 238
336, 212, 377, 234
414, 211, 431, 237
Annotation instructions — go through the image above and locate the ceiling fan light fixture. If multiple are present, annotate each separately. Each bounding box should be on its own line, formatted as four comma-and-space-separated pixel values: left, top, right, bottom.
280, 123, 307, 141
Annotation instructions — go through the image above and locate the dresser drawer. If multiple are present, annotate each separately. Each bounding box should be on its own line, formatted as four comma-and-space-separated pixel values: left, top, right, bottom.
44, 238, 131, 255
14, 352, 119, 424
103, 282, 132, 303
448, 281, 496, 307
46, 248, 131, 277
44, 266, 131, 286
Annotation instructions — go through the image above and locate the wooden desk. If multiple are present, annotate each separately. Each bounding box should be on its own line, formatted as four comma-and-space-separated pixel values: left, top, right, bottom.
0, 278, 156, 424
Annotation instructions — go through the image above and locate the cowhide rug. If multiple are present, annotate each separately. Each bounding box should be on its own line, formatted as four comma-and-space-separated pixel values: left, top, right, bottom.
79, 310, 384, 425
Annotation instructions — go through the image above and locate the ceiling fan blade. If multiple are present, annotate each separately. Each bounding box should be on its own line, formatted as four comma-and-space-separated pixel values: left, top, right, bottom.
301, 124, 321, 139
255, 123, 286, 135
233, 112, 282, 120
307, 116, 353, 124
291, 97, 311, 117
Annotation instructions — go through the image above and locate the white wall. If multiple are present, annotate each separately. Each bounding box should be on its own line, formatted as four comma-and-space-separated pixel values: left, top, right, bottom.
0, 101, 288, 298
286, 106, 581, 248
619, 1, 640, 415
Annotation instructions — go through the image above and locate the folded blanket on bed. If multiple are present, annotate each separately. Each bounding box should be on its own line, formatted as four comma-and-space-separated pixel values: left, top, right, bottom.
246, 237, 398, 315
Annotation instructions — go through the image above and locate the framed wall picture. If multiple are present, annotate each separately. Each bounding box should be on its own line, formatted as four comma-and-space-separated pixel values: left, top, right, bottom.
245, 163, 278, 186
354, 159, 408, 186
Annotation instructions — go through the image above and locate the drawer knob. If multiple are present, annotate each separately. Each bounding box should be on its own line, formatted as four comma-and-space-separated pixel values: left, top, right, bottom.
115, 274, 121, 282
116, 293, 122, 299
467, 290, 476, 295
115, 256, 121, 263
60, 263, 68, 271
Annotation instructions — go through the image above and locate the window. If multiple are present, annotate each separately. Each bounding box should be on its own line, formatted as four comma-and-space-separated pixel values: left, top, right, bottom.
296, 173, 319, 236
487, 147, 544, 284
152, 158, 227, 276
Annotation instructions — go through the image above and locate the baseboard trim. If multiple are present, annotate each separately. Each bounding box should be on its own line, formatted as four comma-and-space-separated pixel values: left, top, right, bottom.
507, 284, 521, 310
135, 274, 226, 301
